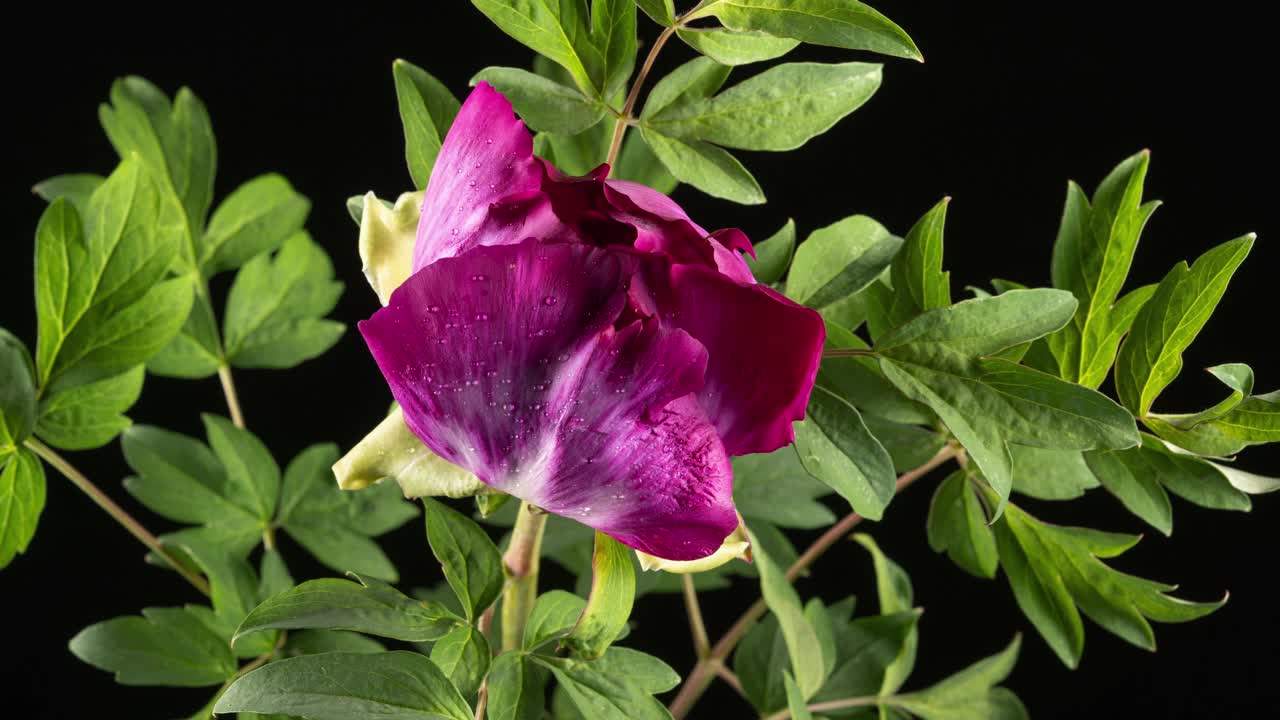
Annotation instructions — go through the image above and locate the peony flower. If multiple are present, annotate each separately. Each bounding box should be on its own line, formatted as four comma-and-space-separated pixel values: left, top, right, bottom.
356, 83, 824, 561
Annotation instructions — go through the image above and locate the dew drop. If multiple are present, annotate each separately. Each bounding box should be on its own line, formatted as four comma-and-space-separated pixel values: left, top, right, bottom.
475, 313, 489, 321
471, 274, 488, 282
543, 296, 558, 306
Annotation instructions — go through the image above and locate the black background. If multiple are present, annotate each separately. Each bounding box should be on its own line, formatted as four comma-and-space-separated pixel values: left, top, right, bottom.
2, 2, 1276, 717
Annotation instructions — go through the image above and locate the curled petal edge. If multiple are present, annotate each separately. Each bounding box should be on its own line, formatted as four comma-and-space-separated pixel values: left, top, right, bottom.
635, 515, 752, 574
333, 406, 487, 499
359, 190, 423, 306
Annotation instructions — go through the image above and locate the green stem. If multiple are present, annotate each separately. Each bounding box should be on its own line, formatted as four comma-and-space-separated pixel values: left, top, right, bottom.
605, 21, 681, 170
24, 437, 211, 597
501, 502, 549, 651
194, 277, 246, 428
822, 348, 878, 359
666, 447, 957, 719
682, 574, 711, 658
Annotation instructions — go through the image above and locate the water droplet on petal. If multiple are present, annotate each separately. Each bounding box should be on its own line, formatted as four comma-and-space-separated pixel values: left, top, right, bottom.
544, 296, 558, 306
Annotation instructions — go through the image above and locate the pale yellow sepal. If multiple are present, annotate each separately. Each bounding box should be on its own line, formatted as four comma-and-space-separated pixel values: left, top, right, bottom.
333, 406, 488, 498
635, 517, 751, 574
359, 190, 423, 305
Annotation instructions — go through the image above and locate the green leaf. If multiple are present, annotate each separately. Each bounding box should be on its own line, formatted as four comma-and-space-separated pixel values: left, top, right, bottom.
565, 532, 635, 659
1137, 435, 1250, 511
35, 168, 192, 391
203, 414, 279, 521
786, 215, 902, 309
793, 386, 896, 519
1147, 369, 1280, 453
423, 498, 504, 621
732, 447, 835, 529
634, 0, 675, 26
745, 218, 795, 284
1010, 446, 1098, 501
994, 501, 1223, 667
34, 366, 144, 450
812, 611, 916, 707
99, 77, 216, 245
282, 629, 387, 656
1047, 151, 1160, 389
222, 231, 344, 369
876, 290, 1138, 508
70, 607, 237, 687
748, 525, 827, 698
430, 625, 491, 697
689, 0, 921, 60
647, 61, 880, 152
33, 173, 105, 214
471, 0, 600, 97
677, 27, 799, 65
879, 198, 952, 330
214, 651, 473, 720
524, 589, 587, 650
235, 574, 459, 643
641, 57, 731, 119
393, 60, 462, 189
1084, 448, 1174, 535
1, 329, 37, 451
590, 0, 638, 100
894, 636, 1026, 720
146, 300, 223, 379
640, 127, 763, 204
473, 67, 607, 134
529, 653, 672, 720
0, 449, 46, 569
1115, 234, 1255, 415
927, 470, 998, 579
853, 534, 915, 695
735, 614, 790, 712
783, 672, 814, 720
200, 173, 309, 275
487, 652, 549, 720
819, 323, 933, 426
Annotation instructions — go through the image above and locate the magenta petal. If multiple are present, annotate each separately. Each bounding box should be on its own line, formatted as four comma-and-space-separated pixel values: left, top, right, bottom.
657, 264, 826, 456
361, 240, 737, 560
413, 83, 559, 271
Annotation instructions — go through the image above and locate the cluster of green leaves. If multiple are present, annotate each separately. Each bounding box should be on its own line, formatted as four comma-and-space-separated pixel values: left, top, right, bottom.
742, 149, 1275, 672
736, 532, 1026, 719
215, 498, 676, 720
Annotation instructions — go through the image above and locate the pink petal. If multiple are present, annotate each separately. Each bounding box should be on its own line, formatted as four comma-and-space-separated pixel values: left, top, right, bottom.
412, 82, 561, 271
361, 240, 738, 560
638, 263, 827, 455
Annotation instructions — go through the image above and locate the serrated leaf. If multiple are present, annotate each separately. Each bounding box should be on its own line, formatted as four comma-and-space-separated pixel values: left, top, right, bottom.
677, 27, 799, 65
473, 67, 606, 134
732, 447, 835, 529
235, 574, 458, 643
34, 366, 144, 451
424, 498, 504, 621
0, 449, 45, 569
788, 215, 902, 310
994, 500, 1223, 667
748, 525, 826, 698
689, 0, 921, 60
927, 470, 998, 579
648, 61, 880, 152
393, 60, 462, 189
222, 231, 344, 369
641, 126, 763, 204
1115, 235, 1254, 415
793, 386, 896, 519
70, 607, 237, 687
566, 532, 635, 659
214, 651, 473, 720
1048, 151, 1159, 389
